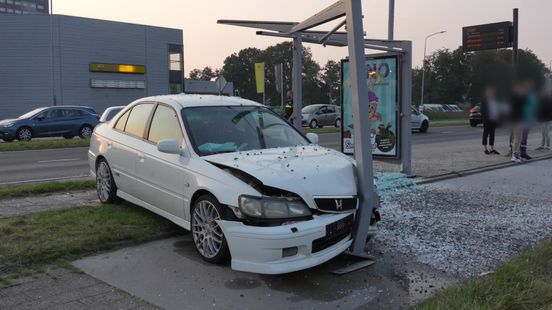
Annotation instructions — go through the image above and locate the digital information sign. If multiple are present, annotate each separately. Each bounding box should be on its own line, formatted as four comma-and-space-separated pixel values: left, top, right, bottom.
462, 21, 512, 52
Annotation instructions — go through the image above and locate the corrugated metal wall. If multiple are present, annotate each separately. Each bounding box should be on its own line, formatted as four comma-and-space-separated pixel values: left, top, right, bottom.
0, 14, 183, 119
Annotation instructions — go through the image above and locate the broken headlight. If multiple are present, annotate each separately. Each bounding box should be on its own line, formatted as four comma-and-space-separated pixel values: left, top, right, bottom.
239, 195, 312, 219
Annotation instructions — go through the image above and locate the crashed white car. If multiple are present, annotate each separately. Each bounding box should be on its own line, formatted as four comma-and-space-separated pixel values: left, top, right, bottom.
89, 94, 375, 274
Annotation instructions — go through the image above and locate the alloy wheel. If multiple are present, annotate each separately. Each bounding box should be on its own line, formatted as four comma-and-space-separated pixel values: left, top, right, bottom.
192, 200, 224, 259
96, 161, 112, 202
18, 128, 32, 141
80, 126, 93, 139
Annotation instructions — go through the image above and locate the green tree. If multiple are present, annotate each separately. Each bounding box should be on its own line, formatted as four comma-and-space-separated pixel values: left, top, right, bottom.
321, 60, 341, 105
188, 66, 220, 80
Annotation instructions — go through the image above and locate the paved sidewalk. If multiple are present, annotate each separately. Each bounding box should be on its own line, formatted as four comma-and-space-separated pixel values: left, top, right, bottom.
0, 190, 97, 218
0, 266, 158, 310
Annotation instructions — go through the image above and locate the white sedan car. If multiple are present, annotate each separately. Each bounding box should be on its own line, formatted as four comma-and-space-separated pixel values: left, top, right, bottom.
89, 94, 372, 274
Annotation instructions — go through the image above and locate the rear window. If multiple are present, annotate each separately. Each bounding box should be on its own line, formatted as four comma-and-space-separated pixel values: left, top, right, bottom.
124, 104, 155, 138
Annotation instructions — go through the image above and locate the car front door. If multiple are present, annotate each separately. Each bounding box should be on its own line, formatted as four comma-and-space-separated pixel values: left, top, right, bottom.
317, 106, 328, 125
32, 108, 63, 137
135, 103, 192, 219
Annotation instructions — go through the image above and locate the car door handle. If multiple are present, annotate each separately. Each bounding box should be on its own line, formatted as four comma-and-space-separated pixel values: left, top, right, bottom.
138, 153, 145, 162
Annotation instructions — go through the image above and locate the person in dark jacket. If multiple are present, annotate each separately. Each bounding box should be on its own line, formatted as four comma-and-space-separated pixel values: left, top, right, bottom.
510, 81, 527, 163
481, 86, 500, 154
536, 90, 552, 150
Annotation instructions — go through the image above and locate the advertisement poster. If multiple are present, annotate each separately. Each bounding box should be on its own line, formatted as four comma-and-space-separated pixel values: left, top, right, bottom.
341, 55, 399, 157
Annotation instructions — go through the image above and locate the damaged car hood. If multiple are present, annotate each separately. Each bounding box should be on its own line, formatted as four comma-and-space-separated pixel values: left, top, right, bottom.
203, 145, 357, 206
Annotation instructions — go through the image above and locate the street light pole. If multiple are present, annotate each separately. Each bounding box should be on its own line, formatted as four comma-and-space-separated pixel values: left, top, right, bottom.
50, 0, 56, 106
420, 30, 446, 108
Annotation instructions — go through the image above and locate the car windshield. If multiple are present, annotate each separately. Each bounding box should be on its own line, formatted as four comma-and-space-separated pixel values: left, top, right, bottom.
182, 106, 309, 156
302, 105, 320, 114
19, 108, 46, 119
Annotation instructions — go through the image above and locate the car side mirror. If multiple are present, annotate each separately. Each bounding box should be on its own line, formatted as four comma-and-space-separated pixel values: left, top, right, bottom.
157, 139, 182, 155
306, 133, 319, 144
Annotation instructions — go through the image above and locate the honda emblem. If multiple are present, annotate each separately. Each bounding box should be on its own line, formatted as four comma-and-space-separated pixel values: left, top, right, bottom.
335, 199, 343, 210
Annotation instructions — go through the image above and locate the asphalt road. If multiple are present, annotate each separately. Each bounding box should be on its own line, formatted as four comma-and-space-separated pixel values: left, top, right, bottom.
0, 125, 545, 184
0, 147, 90, 185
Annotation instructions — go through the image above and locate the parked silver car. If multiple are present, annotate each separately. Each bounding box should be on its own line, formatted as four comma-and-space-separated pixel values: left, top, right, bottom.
411, 107, 430, 133
301, 104, 341, 129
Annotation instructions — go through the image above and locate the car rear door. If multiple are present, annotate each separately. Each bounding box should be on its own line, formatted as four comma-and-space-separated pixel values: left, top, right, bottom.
108, 103, 155, 199
135, 104, 192, 219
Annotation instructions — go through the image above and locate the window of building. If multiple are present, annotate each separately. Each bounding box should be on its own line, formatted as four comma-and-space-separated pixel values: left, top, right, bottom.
124, 103, 154, 138
148, 105, 183, 145
168, 44, 184, 94
114, 110, 131, 131
0, 8, 5, 12
0, 0, 6, 4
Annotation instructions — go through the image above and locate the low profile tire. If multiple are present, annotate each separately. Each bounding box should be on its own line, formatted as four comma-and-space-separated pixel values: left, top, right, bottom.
470, 120, 478, 127
79, 125, 93, 139
309, 119, 318, 129
191, 194, 230, 264
16, 127, 33, 141
96, 159, 118, 204
335, 118, 341, 128
64, 136, 75, 140
420, 121, 429, 133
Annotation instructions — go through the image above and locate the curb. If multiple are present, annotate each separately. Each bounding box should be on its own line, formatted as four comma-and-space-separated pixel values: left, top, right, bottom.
417, 153, 552, 185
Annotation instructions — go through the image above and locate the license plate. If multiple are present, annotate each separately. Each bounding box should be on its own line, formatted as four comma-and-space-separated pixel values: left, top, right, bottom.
326, 214, 354, 237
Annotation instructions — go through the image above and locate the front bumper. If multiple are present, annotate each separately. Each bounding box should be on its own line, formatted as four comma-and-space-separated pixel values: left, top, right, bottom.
217, 212, 353, 274
0, 128, 16, 140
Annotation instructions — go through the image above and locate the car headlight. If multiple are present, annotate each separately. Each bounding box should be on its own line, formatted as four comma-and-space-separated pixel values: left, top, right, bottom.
1, 123, 14, 128
239, 195, 312, 219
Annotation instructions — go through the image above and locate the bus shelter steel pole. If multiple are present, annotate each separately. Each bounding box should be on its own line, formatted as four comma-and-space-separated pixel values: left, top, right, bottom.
400, 41, 413, 175
292, 35, 303, 130
344, 0, 377, 257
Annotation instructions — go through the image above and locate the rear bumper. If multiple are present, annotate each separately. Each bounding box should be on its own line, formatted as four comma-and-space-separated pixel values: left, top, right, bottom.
217, 212, 354, 274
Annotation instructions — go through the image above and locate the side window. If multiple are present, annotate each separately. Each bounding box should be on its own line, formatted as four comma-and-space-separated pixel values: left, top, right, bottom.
124, 104, 155, 138
63, 109, 81, 117
41, 109, 62, 119
148, 105, 184, 145
114, 110, 130, 131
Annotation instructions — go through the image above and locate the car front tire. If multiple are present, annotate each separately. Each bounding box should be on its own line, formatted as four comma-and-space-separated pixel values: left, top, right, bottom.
419, 121, 429, 133
96, 159, 118, 204
334, 118, 341, 128
16, 127, 33, 141
309, 119, 318, 129
79, 125, 93, 139
191, 194, 230, 264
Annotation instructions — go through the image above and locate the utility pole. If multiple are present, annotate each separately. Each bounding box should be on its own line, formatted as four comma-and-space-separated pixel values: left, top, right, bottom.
388, 0, 395, 40
420, 30, 446, 108
50, 0, 56, 106
512, 8, 519, 82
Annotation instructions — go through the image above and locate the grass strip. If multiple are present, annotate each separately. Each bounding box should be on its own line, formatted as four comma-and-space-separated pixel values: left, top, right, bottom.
0, 204, 180, 268
0, 180, 96, 199
0, 139, 90, 152
417, 239, 552, 309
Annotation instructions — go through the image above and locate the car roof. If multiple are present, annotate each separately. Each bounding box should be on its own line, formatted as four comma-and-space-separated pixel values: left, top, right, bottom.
130, 94, 263, 110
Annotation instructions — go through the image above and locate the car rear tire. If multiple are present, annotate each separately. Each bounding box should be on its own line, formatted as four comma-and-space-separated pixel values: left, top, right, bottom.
334, 118, 341, 128
16, 127, 33, 142
96, 159, 118, 204
309, 119, 318, 129
191, 194, 230, 264
470, 120, 478, 127
419, 121, 429, 133
79, 125, 93, 139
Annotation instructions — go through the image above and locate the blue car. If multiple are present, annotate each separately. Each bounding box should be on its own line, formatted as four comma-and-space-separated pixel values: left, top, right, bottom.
0, 106, 99, 142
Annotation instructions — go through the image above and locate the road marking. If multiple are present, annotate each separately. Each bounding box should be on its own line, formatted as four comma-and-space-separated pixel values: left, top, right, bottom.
0, 175, 92, 186
38, 158, 80, 163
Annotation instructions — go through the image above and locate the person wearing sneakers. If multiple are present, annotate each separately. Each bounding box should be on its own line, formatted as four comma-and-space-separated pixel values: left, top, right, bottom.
510, 81, 527, 163
481, 86, 500, 155
536, 89, 552, 150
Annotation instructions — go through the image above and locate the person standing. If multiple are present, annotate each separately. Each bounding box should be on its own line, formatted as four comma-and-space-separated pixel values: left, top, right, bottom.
536, 89, 552, 150
520, 81, 539, 160
510, 82, 527, 163
481, 86, 500, 155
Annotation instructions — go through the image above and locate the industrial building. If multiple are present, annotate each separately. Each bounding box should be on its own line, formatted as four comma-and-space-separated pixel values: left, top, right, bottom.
0, 14, 184, 118
0, 0, 49, 15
